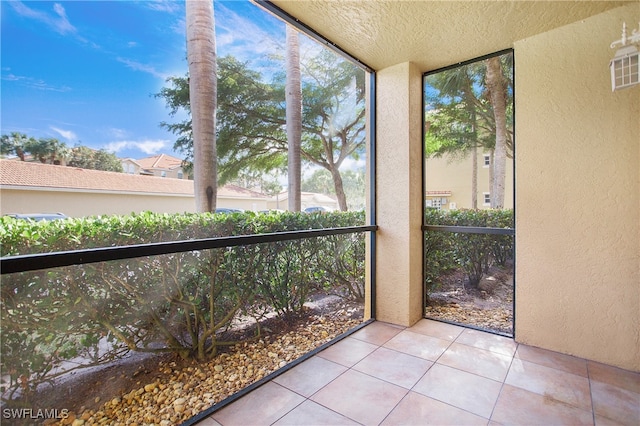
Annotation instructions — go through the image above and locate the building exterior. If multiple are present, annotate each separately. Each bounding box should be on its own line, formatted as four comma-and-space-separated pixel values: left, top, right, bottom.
121, 154, 188, 179
268, 191, 339, 212
0, 160, 269, 217
425, 148, 514, 210
0, 160, 341, 217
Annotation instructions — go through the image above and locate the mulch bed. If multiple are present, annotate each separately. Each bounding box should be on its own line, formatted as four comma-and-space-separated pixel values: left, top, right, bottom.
3, 293, 364, 426
425, 265, 514, 335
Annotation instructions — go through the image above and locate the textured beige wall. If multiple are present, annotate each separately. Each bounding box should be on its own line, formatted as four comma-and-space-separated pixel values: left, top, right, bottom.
514, 4, 639, 371
0, 189, 196, 217
375, 62, 424, 326
0, 189, 269, 217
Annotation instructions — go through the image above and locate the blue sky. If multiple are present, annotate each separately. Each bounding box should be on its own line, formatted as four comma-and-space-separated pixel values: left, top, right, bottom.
1, 0, 286, 160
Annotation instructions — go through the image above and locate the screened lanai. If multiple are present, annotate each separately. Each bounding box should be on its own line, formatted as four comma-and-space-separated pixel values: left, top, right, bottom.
188, 1, 639, 423
1, 1, 637, 424
264, 0, 639, 372
186, 1, 639, 423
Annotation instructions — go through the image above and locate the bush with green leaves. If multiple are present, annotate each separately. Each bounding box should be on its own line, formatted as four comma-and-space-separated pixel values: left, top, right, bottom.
306, 211, 367, 301
251, 211, 366, 316
0, 210, 366, 401
424, 208, 513, 295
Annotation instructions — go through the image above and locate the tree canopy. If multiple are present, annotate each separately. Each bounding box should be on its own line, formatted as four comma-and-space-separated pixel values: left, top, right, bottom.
302, 168, 365, 211
424, 52, 513, 208
156, 49, 366, 211
1, 132, 123, 172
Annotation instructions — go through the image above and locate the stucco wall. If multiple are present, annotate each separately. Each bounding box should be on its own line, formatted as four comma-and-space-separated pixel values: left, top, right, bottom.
425, 148, 514, 210
0, 189, 194, 217
375, 62, 424, 326
0, 189, 269, 217
514, 4, 639, 371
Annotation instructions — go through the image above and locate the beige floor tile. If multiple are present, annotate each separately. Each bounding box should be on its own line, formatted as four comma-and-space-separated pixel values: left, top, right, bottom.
515, 344, 588, 377
211, 382, 305, 426
595, 415, 629, 425
381, 391, 488, 425
199, 322, 637, 426
316, 336, 378, 367
591, 379, 640, 426
353, 346, 433, 389
492, 384, 594, 425
383, 329, 451, 361
196, 417, 223, 426
350, 321, 405, 345
408, 318, 465, 341
413, 363, 502, 419
455, 328, 517, 357
310, 369, 408, 426
273, 356, 347, 397
588, 361, 640, 394
273, 400, 360, 425
438, 342, 512, 382
506, 358, 592, 411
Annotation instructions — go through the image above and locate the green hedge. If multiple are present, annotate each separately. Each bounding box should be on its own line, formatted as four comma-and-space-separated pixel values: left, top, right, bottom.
424, 209, 514, 297
0, 211, 365, 400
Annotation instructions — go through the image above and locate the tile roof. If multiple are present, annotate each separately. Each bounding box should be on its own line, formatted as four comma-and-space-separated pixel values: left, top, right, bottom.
135, 154, 183, 170
0, 160, 267, 199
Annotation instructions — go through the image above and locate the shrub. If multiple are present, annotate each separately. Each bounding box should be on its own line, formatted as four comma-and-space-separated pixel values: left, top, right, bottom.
424, 208, 513, 293
0, 211, 366, 400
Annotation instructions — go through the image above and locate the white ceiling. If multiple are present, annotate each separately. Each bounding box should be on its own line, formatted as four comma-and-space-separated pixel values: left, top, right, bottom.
268, 1, 633, 72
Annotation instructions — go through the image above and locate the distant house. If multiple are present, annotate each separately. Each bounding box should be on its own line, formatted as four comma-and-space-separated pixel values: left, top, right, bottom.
121, 154, 188, 179
269, 191, 339, 211
0, 160, 269, 217
425, 148, 514, 210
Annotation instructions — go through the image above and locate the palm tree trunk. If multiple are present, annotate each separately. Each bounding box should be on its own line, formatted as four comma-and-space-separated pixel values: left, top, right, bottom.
486, 56, 507, 209
186, 0, 217, 213
471, 146, 478, 209
286, 25, 302, 212
462, 78, 478, 209
489, 149, 495, 202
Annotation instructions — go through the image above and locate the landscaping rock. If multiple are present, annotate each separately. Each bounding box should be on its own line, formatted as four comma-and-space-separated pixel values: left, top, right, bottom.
37, 297, 363, 425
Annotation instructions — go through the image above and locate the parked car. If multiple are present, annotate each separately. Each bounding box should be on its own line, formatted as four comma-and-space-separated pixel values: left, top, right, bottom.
6, 213, 68, 221
304, 206, 335, 213
214, 208, 244, 214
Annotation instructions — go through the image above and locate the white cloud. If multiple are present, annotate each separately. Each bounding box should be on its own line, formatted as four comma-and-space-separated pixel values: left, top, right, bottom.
51, 3, 75, 35
10, 1, 76, 35
50, 126, 77, 141
171, 16, 186, 38
9, 0, 96, 48
105, 139, 168, 155
106, 128, 129, 139
2, 73, 24, 82
215, 3, 283, 65
116, 57, 167, 79
145, 1, 182, 14
1, 71, 72, 92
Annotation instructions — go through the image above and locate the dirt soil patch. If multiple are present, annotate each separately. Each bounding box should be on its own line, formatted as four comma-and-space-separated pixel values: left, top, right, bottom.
425, 264, 513, 335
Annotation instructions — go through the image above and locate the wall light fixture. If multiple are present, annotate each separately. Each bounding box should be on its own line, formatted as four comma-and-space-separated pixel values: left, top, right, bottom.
610, 22, 640, 91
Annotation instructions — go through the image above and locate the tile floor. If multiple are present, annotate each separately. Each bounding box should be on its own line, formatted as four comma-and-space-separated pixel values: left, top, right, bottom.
198, 319, 640, 426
